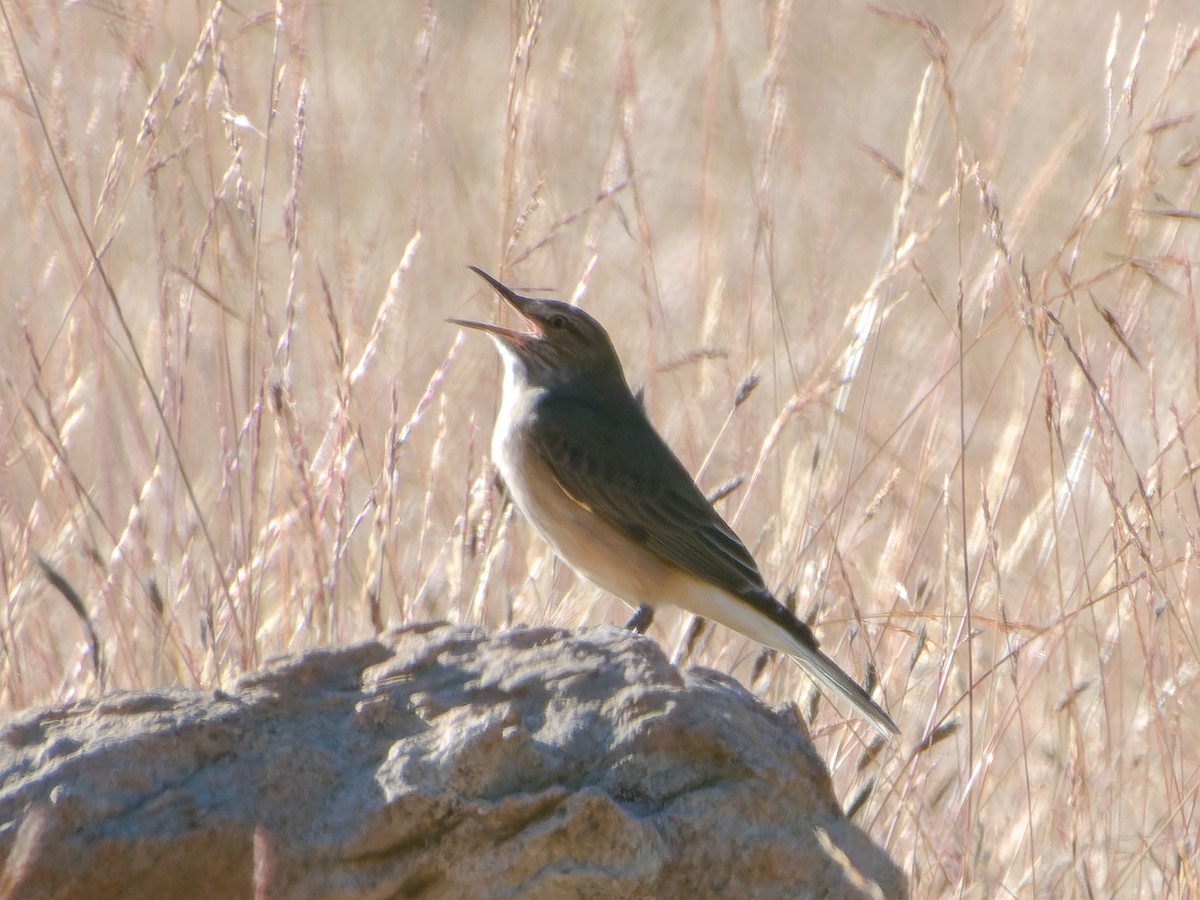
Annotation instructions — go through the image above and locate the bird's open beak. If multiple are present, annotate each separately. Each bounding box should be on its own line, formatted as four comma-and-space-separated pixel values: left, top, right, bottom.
447, 267, 542, 347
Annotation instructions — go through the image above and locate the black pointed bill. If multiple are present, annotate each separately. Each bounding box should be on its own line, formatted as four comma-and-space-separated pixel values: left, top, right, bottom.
447, 267, 542, 349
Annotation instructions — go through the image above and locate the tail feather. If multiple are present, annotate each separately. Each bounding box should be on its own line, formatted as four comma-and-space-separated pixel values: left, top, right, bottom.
661, 575, 898, 738
787, 646, 899, 739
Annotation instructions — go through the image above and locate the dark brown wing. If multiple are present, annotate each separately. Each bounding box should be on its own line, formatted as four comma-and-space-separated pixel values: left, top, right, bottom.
529, 391, 900, 738
528, 391, 771, 603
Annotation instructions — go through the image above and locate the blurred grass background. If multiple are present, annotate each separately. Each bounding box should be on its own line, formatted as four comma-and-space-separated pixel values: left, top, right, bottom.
3, 0, 1199, 894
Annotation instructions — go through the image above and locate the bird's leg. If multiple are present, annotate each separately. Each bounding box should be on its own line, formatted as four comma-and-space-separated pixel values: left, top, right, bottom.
625, 603, 654, 634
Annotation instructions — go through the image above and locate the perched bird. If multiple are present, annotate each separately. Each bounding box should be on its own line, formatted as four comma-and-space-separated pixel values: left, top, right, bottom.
450, 267, 898, 738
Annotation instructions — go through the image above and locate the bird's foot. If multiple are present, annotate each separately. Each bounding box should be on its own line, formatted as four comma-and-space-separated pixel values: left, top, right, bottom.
625, 603, 654, 634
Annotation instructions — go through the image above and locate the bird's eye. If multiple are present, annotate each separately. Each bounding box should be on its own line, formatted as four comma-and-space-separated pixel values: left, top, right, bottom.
548, 314, 569, 330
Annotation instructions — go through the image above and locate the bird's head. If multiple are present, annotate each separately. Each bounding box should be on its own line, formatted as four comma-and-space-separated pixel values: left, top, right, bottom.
450, 267, 629, 394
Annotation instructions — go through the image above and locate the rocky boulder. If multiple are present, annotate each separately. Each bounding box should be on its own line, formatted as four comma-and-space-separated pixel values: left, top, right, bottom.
0, 622, 905, 898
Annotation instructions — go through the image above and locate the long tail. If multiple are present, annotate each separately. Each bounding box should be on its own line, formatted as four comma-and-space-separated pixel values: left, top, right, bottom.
786, 645, 898, 739
671, 581, 899, 738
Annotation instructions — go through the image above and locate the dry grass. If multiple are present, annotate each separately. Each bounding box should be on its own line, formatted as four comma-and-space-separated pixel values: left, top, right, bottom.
3, 0, 1199, 894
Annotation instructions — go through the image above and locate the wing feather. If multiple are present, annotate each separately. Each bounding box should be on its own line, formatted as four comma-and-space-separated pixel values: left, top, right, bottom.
528, 393, 769, 602
527, 392, 899, 736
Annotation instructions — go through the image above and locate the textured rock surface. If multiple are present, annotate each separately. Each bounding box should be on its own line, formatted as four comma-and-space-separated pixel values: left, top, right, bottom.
0, 623, 905, 899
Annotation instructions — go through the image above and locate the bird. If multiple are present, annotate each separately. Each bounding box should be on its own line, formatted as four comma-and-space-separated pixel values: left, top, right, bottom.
449, 266, 898, 738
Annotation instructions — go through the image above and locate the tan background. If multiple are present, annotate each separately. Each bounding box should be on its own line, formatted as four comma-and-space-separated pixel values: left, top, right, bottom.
2, 1, 1198, 894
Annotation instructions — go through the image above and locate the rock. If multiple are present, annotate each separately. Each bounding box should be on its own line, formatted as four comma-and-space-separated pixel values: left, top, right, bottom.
0, 623, 905, 899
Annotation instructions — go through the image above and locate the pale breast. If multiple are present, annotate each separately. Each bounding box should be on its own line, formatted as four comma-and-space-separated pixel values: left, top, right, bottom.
491, 384, 672, 607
